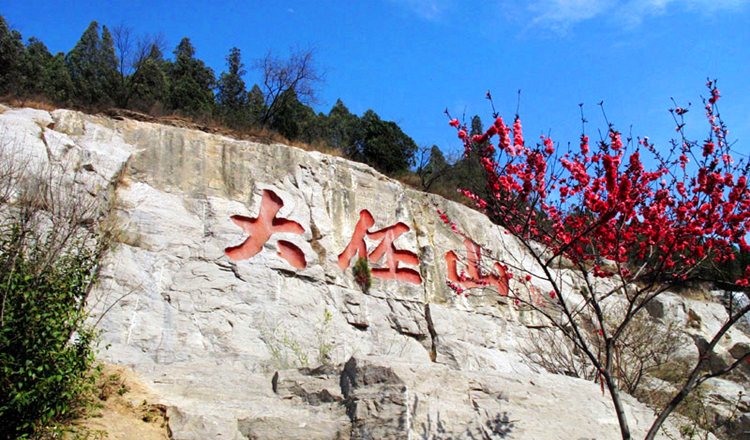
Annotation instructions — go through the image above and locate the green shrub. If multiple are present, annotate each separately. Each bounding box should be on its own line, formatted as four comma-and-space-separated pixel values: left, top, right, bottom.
0, 224, 102, 439
353, 257, 371, 292
0, 151, 107, 438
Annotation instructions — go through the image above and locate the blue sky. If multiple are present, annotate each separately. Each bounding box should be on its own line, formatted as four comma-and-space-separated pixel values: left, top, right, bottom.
3, 0, 749, 158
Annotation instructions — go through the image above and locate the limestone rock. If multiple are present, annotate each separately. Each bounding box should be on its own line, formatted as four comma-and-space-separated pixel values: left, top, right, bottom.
729, 342, 750, 360
645, 292, 687, 323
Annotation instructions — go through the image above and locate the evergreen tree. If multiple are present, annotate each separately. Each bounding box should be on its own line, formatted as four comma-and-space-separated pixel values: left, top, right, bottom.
45, 52, 74, 105
454, 115, 490, 199
0, 15, 25, 96
252, 47, 322, 127
349, 110, 417, 174
299, 111, 329, 145
99, 26, 120, 101
127, 44, 168, 112
109, 26, 169, 110
269, 89, 308, 140
247, 84, 267, 125
417, 145, 453, 191
18, 37, 73, 104
470, 114, 483, 137
142, 43, 163, 65
19, 37, 52, 97
66, 21, 118, 107
165, 37, 216, 117
267, 91, 328, 144
326, 99, 359, 153
217, 47, 248, 128
429, 145, 448, 170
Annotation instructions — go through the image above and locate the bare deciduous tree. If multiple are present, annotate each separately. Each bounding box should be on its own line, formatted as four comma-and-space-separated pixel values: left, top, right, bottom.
253, 47, 324, 126
415, 145, 457, 191
111, 23, 166, 108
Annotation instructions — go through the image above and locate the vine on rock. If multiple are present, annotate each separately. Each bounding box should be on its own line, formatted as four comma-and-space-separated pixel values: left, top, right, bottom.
441, 81, 750, 440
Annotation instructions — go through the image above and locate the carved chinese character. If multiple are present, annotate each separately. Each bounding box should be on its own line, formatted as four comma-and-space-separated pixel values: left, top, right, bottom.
338, 210, 422, 285
445, 238, 508, 295
225, 190, 307, 269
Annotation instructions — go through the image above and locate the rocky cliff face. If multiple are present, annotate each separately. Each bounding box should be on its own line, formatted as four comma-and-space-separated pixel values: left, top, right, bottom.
1, 106, 747, 439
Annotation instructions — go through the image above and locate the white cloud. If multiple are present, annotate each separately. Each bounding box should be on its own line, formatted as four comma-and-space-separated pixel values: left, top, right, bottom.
388, 0, 455, 20
515, 0, 748, 30
525, 0, 614, 30
388, 0, 747, 30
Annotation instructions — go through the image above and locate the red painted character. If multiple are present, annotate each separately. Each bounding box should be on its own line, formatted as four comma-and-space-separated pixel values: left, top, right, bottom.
445, 238, 508, 296
338, 210, 422, 285
225, 190, 307, 269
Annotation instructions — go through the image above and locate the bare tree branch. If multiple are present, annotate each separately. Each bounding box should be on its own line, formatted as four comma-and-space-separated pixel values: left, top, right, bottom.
253, 47, 324, 126
111, 24, 166, 108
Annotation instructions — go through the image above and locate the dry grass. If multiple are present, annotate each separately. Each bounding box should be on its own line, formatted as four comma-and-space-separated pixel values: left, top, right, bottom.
204, 122, 346, 158
232, 124, 290, 144
60, 364, 172, 440
394, 171, 475, 206
3, 96, 58, 112
288, 138, 346, 158
395, 172, 421, 188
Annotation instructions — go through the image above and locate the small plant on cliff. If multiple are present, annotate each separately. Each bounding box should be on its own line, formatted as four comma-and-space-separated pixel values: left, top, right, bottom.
316, 309, 334, 366
441, 82, 750, 440
261, 308, 335, 370
353, 257, 372, 292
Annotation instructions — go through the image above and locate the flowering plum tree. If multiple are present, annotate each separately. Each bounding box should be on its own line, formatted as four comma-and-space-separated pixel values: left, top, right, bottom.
442, 82, 750, 440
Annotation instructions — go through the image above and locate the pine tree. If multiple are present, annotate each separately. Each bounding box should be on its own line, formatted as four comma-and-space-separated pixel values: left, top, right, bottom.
0, 15, 25, 96
247, 84, 267, 125
269, 89, 306, 140
418, 145, 453, 191
252, 47, 322, 127
266, 89, 325, 142
128, 44, 168, 113
165, 37, 216, 117
217, 47, 248, 128
99, 26, 120, 102
66, 21, 118, 107
454, 115, 491, 200
349, 109, 417, 174
46, 52, 74, 105
326, 99, 359, 153
18, 37, 51, 97
299, 111, 328, 145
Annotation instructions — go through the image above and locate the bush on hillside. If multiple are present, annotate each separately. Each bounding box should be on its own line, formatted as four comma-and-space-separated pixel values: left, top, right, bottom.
0, 145, 107, 439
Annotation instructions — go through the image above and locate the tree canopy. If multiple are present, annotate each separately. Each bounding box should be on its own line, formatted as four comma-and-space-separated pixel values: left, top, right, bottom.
341, 110, 416, 174
66, 21, 119, 107
165, 37, 216, 116
217, 47, 248, 128
0, 13, 432, 180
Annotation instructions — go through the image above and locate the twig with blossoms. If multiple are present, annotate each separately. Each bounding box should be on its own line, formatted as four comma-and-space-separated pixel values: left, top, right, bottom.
440, 82, 750, 440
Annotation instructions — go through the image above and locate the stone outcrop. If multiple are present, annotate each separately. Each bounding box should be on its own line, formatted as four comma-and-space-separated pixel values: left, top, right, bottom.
1, 105, 747, 439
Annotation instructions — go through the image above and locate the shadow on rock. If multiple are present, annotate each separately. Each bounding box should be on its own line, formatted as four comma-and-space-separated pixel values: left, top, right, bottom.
415, 393, 515, 440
